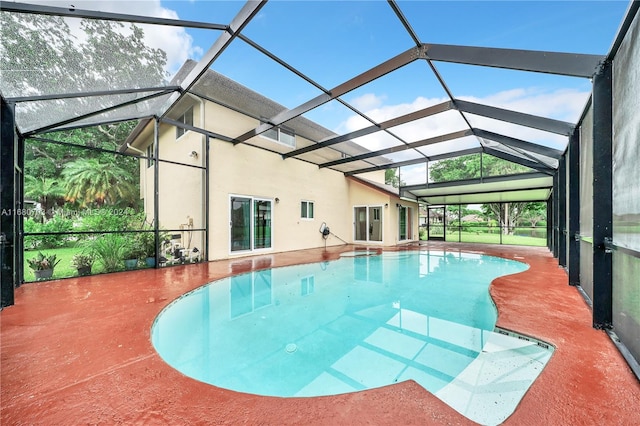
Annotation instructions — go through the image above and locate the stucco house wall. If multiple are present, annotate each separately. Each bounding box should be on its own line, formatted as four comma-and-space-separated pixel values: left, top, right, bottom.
129, 67, 418, 261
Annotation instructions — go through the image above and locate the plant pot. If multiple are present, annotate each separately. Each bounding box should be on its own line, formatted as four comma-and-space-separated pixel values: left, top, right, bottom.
145, 257, 156, 267
124, 259, 138, 270
77, 266, 92, 276
34, 268, 53, 280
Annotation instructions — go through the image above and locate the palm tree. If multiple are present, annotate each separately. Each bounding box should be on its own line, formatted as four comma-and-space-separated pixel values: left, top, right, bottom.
62, 158, 138, 207
24, 176, 65, 219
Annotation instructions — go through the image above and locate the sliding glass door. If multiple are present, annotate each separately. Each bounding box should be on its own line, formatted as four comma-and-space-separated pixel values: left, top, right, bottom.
230, 196, 272, 252
399, 205, 413, 241
254, 199, 271, 249
354, 206, 383, 242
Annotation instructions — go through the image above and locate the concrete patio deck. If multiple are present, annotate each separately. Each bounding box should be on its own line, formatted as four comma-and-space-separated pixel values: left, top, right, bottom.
2, 242, 639, 425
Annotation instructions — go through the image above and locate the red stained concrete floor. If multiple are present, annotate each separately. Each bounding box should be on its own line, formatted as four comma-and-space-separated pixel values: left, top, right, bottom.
2, 243, 639, 425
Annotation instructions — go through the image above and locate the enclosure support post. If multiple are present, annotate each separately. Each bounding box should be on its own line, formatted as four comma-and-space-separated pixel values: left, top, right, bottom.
457, 204, 461, 242
1, 98, 16, 308
16, 136, 24, 286
558, 154, 567, 267
499, 203, 503, 245
568, 129, 581, 285
546, 198, 552, 250
552, 172, 559, 258
205, 135, 210, 261
153, 119, 160, 269
592, 60, 613, 329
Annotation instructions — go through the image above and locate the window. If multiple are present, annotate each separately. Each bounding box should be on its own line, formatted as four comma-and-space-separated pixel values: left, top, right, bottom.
300, 275, 315, 296
301, 200, 314, 219
261, 123, 296, 148
176, 107, 193, 139
146, 143, 155, 168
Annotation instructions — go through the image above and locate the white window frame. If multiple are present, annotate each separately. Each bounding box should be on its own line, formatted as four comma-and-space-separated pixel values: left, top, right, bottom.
228, 194, 274, 255
398, 205, 413, 242
301, 200, 314, 220
176, 107, 194, 140
146, 142, 155, 168
259, 124, 296, 148
353, 204, 384, 244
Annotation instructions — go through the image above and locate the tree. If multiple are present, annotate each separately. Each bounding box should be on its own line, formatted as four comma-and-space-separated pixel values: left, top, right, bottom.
24, 176, 65, 220
429, 153, 531, 183
1, 12, 168, 101
429, 153, 544, 234
520, 202, 547, 228
429, 154, 482, 182
62, 158, 138, 208
385, 168, 400, 187
385, 168, 406, 188
481, 202, 546, 234
3, 12, 167, 211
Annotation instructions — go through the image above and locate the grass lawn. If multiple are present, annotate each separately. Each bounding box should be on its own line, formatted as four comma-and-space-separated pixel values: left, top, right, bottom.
444, 231, 546, 246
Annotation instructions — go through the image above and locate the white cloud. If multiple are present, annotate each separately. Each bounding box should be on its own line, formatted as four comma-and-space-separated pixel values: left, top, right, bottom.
350, 93, 386, 111
338, 87, 590, 184
460, 87, 588, 123
340, 87, 589, 152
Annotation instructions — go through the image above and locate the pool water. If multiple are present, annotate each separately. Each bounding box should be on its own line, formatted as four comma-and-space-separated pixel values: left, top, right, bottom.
152, 250, 553, 425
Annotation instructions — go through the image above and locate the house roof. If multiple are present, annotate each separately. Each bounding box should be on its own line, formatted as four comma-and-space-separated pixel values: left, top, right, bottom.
347, 175, 404, 199
124, 60, 388, 169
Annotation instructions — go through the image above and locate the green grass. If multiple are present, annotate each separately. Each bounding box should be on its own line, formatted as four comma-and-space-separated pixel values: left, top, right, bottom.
445, 231, 546, 246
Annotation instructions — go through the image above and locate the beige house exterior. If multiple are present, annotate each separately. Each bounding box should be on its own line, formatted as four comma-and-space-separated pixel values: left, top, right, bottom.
125, 61, 418, 261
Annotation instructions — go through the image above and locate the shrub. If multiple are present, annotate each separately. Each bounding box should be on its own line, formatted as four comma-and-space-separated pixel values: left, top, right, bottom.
23, 215, 73, 249
419, 227, 427, 240
77, 208, 145, 234
88, 234, 128, 272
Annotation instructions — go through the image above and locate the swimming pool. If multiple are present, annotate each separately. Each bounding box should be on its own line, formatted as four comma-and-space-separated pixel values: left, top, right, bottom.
152, 250, 554, 424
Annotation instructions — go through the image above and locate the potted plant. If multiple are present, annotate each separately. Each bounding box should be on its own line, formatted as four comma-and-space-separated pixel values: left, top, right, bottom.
122, 244, 140, 270
138, 232, 157, 267
70, 253, 94, 276
27, 252, 61, 280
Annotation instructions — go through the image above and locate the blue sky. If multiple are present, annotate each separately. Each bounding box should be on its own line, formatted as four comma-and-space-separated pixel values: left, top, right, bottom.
155, 1, 629, 126
146, 0, 629, 175
168, 1, 628, 82
38, 1, 629, 118
30, 0, 630, 156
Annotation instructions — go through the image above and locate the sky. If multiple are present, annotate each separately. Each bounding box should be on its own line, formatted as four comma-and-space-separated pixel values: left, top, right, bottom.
14, 0, 632, 180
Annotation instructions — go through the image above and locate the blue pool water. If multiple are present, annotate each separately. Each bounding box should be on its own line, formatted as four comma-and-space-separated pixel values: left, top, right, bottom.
151, 251, 529, 398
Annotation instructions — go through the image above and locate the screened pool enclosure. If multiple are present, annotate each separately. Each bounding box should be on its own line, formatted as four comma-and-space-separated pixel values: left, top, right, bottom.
1, 1, 639, 377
